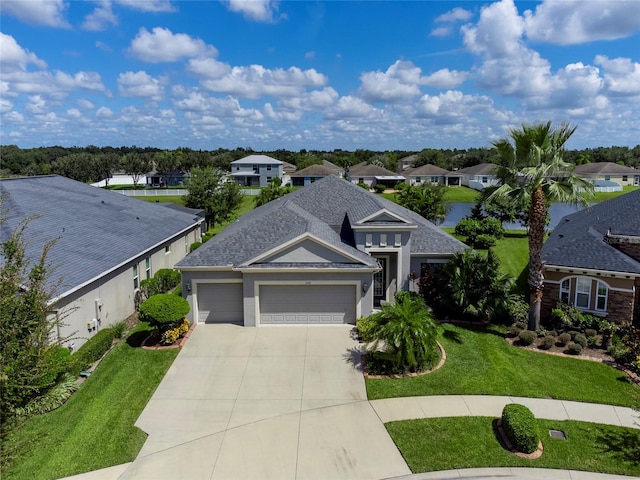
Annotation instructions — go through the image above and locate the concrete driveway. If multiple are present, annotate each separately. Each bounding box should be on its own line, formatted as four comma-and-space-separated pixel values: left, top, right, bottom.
120, 324, 410, 480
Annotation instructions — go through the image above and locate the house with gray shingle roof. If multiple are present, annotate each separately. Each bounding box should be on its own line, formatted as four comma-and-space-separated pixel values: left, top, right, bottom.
177, 176, 466, 326
456, 163, 499, 190
404, 164, 450, 186
541, 188, 640, 325
347, 163, 406, 189
575, 162, 640, 188
230, 155, 284, 187
1, 175, 205, 350
290, 164, 340, 186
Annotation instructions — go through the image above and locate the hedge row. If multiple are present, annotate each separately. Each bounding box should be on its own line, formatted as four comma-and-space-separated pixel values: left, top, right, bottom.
501, 404, 540, 454
69, 328, 118, 375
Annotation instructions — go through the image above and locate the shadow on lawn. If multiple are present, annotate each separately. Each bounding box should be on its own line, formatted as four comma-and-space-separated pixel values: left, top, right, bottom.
596, 428, 640, 466
126, 329, 152, 348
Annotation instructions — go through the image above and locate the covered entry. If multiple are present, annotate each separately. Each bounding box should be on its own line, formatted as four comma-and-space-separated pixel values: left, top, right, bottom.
259, 284, 356, 324
197, 283, 243, 323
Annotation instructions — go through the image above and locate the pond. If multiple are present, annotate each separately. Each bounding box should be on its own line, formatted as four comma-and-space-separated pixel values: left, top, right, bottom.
440, 202, 590, 229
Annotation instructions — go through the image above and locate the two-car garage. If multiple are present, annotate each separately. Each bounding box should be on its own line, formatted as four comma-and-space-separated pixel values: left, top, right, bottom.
195, 282, 358, 325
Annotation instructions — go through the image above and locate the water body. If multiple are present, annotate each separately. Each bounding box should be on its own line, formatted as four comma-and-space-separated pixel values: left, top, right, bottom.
440, 202, 589, 229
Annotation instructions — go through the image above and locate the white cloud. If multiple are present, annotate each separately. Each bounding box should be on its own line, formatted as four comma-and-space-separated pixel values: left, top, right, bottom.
429, 26, 451, 37
4, 111, 24, 123
54, 71, 107, 92
462, 0, 524, 59
0, 98, 13, 113
173, 88, 264, 121
0, 33, 47, 73
223, 0, 279, 22
264, 103, 302, 121
422, 68, 468, 89
96, 106, 114, 118
66, 108, 82, 119
96, 41, 113, 52
305, 51, 315, 59
417, 90, 495, 123
435, 7, 473, 23
82, 1, 118, 31
129, 27, 217, 63
115, 0, 175, 12
117, 71, 164, 100
77, 99, 95, 109
595, 55, 640, 95
26, 95, 47, 114
327, 96, 382, 120
0, 0, 69, 27
359, 61, 423, 103
524, 1, 640, 45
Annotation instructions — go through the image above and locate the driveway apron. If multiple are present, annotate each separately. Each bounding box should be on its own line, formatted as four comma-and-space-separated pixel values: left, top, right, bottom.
120, 324, 411, 480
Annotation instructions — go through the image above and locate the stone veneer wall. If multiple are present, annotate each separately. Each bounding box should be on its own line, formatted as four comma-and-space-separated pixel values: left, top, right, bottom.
606, 290, 635, 324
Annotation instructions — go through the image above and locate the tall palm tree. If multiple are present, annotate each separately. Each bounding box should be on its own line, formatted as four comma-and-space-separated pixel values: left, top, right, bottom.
490, 121, 594, 330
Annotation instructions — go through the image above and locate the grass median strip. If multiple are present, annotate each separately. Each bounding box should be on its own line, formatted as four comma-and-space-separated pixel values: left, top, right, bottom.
3, 323, 178, 480
386, 416, 640, 476
366, 323, 640, 407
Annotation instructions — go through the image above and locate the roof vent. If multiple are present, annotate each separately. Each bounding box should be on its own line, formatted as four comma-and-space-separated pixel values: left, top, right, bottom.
101, 200, 105, 204
558, 234, 563, 239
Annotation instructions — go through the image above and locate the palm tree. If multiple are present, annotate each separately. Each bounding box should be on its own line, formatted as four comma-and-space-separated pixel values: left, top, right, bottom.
369, 294, 439, 373
490, 122, 594, 330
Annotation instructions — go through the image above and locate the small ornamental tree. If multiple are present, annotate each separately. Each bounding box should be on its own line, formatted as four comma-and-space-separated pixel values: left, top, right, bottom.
138, 294, 190, 335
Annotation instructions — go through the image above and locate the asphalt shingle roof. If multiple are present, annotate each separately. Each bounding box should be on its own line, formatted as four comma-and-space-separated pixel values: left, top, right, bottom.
457, 163, 497, 175
179, 176, 466, 268
231, 155, 282, 165
290, 165, 337, 177
1, 175, 203, 297
574, 162, 639, 175
542, 188, 640, 274
405, 164, 450, 176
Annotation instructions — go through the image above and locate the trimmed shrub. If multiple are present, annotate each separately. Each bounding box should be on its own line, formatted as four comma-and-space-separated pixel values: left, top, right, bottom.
473, 234, 497, 248
478, 217, 504, 239
540, 336, 555, 350
70, 328, 117, 375
154, 268, 181, 292
374, 183, 386, 193
568, 330, 580, 341
567, 342, 583, 355
506, 325, 522, 338
394, 290, 422, 305
501, 404, 540, 454
585, 328, 597, 338
357, 316, 378, 343
139, 294, 190, 333
357, 182, 369, 190
454, 218, 478, 237
518, 330, 537, 346
201, 232, 213, 243
515, 321, 528, 330
189, 241, 202, 252
557, 333, 571, 346
548, 330, 558, 337
587, 335, 599, 347
574, 333, 588, 348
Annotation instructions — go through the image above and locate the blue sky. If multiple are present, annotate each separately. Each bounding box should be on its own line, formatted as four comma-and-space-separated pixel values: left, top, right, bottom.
1, 0, 640, 151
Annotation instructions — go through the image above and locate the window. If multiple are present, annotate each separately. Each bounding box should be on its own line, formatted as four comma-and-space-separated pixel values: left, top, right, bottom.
559, 278, 570, 304
605, 175, 611, 181
575, 277, 591, 309
133, 264, 139, 289
359, 178, 364, 183
145, 257, 151, 279
267, 177, 272, 182
431, 176, 438, 183
380, 234, 387, 247
622, 175, 628, 182
596, 281, 608, 311
365, 234, 372, 247
482, 176, 488, 183
165, 245, 171, 255
415, 177, 422, 183
267, 165, 271, 171
394, 234, 402, 247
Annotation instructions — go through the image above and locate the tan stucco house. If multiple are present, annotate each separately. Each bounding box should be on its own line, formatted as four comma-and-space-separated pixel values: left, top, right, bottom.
541, 188, 640, 325
575, 162, 640, 187
1, 175, 204, 350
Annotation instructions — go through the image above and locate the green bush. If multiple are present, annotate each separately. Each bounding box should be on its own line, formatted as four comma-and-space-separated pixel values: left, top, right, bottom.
473, 234, 497, 248
454, 218, 478, 237
585, 328, 597, 338
70, 328, 117, 375
357, 182, 370, 190
173, 284, 182, 296
37, 346, 72, 390
587, 335, 599, 347
557, 333, 571, 346
374, 183, 386, 193
540, 336, 555, 350
548, 330, 558, 337
567, 342, 583, 355
506, 325, 522, 338
189, 241, 202, 252
501, 404, 540, 454
503, 298, 529, 325
154, 268, 181, 292
477, 217, 504, 239
515, 321, 528, 330
568, 330, 580, 340
356, 316, 378, 343
139, 294, 190, 332
202, 232, 213, 242
14, 374, 78, 416
111, 321, 127, 339
518, 330, 537, 346
140, 277, 160, 298
574, 333, 588, 348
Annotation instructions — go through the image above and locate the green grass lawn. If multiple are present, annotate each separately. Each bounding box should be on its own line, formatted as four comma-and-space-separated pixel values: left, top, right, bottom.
3, 323, 178, 480
366, 323, 640, 407
134, 194, 185, 205
592, 185, 639, 202
386, 416, 640, 476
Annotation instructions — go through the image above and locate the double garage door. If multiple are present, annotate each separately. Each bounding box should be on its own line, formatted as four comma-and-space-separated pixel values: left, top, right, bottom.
196, 283, 356, 325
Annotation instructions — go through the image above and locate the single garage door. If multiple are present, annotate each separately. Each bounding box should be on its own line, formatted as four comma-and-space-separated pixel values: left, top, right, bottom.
197, 283, 243, 323
260, 284, 356, 325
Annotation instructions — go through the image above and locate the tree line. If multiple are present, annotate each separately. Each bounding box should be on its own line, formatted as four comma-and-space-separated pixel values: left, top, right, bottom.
2, 144, 639, 184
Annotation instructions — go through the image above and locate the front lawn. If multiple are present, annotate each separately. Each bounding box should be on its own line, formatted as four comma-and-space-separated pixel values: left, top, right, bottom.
366, 324, 640, 408
3, 323, 178, 480
386, 417, 640, 476
593, 185, 639, 202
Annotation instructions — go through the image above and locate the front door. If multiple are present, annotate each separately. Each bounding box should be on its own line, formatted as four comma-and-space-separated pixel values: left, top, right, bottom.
374, 257, 387, 307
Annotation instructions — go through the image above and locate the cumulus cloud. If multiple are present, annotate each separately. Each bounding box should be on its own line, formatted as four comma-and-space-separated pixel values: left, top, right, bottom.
524, 1, 640, 45
0, 98, 13, 113
359, 61, 423, 103
0, 0, 70, 27
417, 90, 495, 123
117, 71, 164, 100
327, 96, 382, 120
129, 27, 217, 63
172, 88, 264, 121
0, 33, 48, 73
422, 69, 468, 89
435, 7, 473, 23
223, 0, 280, 22
96, 106, 114, 118
77, 98, 95, 109
595, 55, 640, 95
188, 58, 327, 99
429, 27, 452, 37
82, 1, 118, 31
115, 0, 175, 12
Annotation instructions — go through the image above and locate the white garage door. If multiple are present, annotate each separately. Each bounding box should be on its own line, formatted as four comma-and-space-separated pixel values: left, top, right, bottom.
197, 283, 243, 323
260, 284, 356, 325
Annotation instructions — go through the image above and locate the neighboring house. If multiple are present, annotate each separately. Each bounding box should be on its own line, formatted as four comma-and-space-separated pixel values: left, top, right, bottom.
347, 163, 406, 189
456, 163, 499, 190
575, 162, 640, 187
323, 159, 344, 177
404, 164, 450, 186
146, 170, 189, 187
230, 155, 284, 187
541, 189, 640, 325
398, 154, 418, 171
1, 175, 205, 350
91, 172, 147, 188
281, 161, 297, 185
290, 164, 340, 186
177, 176, 466, 326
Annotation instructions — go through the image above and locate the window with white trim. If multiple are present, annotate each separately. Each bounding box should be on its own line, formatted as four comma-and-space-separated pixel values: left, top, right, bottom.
380, 234, 387, 247
575, 277, 591, 309
559, 278, 570, 304
133, 264, 139, 289
595, 281, 608, 311
165, 245, 171, 254
145, 257, 151, 279
365, 234, 372, 247
394, 234, 402, 247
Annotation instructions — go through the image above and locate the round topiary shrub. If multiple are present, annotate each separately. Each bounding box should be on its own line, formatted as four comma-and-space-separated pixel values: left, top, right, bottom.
506, 326, 522, 338
567, 342, 583, 355
518, 330, 537, 346
540, 336, 555, 350
501, 404, 540, 454
548, 330, 558, 337
557, 333, 571, 346
374, 183, 386, 193
139, 293, 190, 333
574, 333, 588, 348
568, 330, 580, 341
585, 328, 597, 338
515, 321, 527, 330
